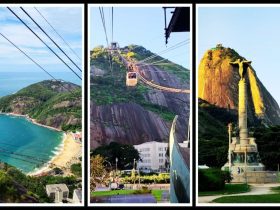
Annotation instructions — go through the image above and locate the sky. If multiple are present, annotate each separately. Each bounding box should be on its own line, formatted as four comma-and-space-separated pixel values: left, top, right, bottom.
0, 6, 82, 83
198, 6, 280, 105
90, 6, 190, 69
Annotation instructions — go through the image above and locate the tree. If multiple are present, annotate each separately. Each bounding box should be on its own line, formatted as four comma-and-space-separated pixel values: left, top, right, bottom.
91, 142, 141, 170
90, 155, 109, 192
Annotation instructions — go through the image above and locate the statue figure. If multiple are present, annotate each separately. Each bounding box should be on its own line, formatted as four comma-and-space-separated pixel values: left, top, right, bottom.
230, 59, 252, 80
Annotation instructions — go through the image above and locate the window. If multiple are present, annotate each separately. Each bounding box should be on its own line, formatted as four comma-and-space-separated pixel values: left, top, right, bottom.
159, 159, 164, 163
159, 153, 164, 157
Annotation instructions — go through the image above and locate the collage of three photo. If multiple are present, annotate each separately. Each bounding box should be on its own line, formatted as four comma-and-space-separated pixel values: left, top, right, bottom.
0, 3, 280, 207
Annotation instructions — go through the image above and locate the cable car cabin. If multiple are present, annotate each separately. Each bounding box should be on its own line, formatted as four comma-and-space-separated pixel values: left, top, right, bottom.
126, 72, 137, 87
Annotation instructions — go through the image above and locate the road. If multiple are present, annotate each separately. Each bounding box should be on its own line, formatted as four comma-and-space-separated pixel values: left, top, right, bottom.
91, 194, 157, 203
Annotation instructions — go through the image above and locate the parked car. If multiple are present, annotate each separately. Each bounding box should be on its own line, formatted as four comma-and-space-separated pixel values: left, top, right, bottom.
110, 183, 118, 190
118, 184, 124, 190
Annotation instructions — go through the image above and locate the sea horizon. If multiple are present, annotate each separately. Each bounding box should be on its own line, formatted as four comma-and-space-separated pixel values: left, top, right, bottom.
0, 71, 81, 97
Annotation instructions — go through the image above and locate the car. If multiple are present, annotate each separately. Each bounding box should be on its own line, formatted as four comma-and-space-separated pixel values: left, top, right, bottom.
110, 183, 118, 190
117, 184, 125, 190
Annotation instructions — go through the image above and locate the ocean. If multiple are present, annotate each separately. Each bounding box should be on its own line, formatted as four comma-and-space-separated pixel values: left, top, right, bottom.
0, 114, 63, 173
0, 71, 81, 97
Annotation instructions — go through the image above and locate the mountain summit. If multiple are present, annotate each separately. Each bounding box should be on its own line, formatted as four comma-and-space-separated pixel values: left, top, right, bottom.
198, 44, 280, 125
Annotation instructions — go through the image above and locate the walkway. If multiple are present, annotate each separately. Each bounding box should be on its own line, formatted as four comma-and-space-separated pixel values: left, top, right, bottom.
198, 183, 280, 203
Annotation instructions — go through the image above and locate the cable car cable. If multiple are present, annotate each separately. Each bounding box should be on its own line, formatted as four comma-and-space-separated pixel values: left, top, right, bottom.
7, 7, 82, 80
34, 7, 81, 62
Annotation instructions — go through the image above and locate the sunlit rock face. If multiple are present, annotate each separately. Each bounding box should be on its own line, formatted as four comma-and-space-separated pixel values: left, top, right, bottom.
198, 45, 280, 125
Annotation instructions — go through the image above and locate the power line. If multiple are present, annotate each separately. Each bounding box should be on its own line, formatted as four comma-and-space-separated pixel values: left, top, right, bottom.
137, 40, 189, 64
21, 7, 82, 73
0, 32, 76, 95
99, 7, 113, 74
111, 7, 114, 42
7, 7, 82, 80
34, 7, 81, 62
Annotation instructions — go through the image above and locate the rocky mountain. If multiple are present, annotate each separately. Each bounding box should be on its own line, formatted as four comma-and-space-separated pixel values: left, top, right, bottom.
90, 45, 190, 149
198, 44, 280, 125
0, 80, 81, 131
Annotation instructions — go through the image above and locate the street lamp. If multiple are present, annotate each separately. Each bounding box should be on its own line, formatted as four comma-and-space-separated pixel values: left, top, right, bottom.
115, 157, 118, 173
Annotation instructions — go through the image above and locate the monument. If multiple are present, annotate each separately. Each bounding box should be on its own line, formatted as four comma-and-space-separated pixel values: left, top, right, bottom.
222, 59, 267, 183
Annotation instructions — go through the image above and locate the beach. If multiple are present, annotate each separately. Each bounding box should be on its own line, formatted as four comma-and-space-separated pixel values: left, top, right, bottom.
28, 132, 82, 176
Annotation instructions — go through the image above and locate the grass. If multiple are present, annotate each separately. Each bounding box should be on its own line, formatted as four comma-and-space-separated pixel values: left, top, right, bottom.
199, 184, 250, 196
92, 189, 166, 202
151, 190, 164, 202
92, 189, 136, 197
212, 186, 280, 203
213, 194, 280, 203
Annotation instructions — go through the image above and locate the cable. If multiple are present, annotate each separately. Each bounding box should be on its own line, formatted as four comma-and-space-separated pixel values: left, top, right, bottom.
111, 7, 114, 42
0, 32, 76, 95
137, 40, 189, 64
7, 7, 82, 80
99, 7, 113, 74
21, 7, 82, 73
34, 7, 81, 62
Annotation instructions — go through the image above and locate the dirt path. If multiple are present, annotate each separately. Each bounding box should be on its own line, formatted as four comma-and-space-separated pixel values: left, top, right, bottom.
198, 183, 280, 203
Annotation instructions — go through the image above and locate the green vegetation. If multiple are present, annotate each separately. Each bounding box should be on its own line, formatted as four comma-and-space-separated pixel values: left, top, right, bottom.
212, 185, 280, 203
92, 189, 135, 196
0, 80, 82, 132
151, 189, 165, 202
199, 98, 280, 170
71, 163, 82, 177
198, 168, 231, 192
213, 194, 280, 203
91, 142, 140, 170
120, 173, 170, 184
254, 126, 280, 171
0, 164, 80, 203
198, 99, 236, 167
199, 184, 250, 196
90, 45, 185, 123
128, 45, 190, 82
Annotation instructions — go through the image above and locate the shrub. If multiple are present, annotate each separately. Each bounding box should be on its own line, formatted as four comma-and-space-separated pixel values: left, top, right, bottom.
198, 168, 231, 192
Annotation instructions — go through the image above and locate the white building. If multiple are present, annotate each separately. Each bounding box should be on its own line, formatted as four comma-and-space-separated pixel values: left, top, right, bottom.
72, 189, 82, 203
134, 141, 168, 172
46, 184, 69, 203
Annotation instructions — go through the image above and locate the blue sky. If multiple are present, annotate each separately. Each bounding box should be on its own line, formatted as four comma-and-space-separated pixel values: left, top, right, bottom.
198, 6, 280, 104
0, 6, 82, 82
90, 6, 190, 69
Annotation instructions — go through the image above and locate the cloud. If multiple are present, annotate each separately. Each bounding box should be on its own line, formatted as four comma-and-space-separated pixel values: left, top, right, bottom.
0, 6, 82, 69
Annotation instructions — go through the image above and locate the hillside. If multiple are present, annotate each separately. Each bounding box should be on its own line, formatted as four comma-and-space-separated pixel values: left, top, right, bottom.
198, 44, 280, 125
90, 45, 190, 148
0, 163, 79, 203
0, 80, 82, 131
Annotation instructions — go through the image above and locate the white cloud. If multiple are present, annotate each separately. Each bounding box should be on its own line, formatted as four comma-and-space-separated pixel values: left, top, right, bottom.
0, 6, 82, 69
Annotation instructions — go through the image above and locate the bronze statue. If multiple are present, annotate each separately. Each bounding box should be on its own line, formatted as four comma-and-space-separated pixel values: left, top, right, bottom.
230, 59, 252, 80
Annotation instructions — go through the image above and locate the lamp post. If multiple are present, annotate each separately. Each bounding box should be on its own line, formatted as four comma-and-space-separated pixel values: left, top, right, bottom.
115, 157, 118, 174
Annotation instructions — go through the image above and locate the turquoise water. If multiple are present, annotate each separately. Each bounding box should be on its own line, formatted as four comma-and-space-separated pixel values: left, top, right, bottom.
0, 114, 63, 173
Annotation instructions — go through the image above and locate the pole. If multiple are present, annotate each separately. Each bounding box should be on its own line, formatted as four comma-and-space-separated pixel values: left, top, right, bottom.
228, 123, 232, 173
245, 149, 247, 186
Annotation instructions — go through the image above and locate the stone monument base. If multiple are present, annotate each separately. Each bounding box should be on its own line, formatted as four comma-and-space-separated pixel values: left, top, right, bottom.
222, 163, 278, 183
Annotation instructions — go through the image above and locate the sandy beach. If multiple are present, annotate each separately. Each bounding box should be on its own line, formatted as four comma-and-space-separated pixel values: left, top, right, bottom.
4, 112, 62, 132
29, 132, 82, 176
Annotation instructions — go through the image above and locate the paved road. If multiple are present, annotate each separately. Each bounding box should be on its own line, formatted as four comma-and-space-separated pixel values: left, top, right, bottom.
198, 183, 280, 203
91, 194, 157, 203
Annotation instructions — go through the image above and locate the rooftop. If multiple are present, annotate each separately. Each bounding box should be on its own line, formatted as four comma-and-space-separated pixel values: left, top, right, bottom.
46, 184, 69, 193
